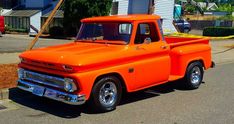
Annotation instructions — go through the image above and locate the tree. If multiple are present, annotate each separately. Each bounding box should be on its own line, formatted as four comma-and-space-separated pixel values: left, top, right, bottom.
63, 0, 112, 36
185, 4, 196, 13
217, 3, 234, 12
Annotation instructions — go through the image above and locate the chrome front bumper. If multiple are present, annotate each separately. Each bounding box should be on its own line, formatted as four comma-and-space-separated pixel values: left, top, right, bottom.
17, 80, 86, 105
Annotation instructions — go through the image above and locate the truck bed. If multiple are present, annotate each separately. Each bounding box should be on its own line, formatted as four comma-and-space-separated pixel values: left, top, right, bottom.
165, 37, 212, 81
164, 37, 210, 48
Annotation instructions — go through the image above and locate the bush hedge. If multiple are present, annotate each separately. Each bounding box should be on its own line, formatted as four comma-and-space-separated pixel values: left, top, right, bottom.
4, 25, 28, 33
8, 28, 28, 32
203, 27, 234, 37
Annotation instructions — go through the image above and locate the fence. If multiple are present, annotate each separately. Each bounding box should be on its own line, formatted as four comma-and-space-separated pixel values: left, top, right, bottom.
189, 20, 233, 30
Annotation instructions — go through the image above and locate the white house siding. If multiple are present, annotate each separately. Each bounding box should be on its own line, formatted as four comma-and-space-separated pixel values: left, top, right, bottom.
113, 0, 177, 33
115, 0, 129, 15
155, 0, 176, 33
30, 11, 42, 33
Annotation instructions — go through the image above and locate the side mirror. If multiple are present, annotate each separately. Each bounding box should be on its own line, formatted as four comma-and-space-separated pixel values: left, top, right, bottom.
144, 37, 152, 44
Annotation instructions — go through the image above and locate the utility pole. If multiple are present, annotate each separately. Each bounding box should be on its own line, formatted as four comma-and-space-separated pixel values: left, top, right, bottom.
26, 0, 64, 50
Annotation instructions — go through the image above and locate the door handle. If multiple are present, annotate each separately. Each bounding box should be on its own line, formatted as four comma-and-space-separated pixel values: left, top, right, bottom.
135, 46, 146, 50
161, 46, 167, 49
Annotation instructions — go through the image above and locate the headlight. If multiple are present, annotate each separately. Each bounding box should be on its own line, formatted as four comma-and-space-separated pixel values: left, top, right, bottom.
18, 68, 25, 79
64, 78, 77, 92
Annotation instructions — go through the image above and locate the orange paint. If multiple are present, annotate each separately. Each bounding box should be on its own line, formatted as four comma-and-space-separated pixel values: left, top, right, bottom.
18, 15, 213, 100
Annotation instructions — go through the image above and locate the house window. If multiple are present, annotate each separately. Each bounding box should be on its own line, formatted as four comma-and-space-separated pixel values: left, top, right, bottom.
111, 2, 119, 15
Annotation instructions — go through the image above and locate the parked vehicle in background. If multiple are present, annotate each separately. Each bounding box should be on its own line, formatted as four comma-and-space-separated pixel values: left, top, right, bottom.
174, 19, 191, 33
0, 16, 5, 36
17, 15, 214, 112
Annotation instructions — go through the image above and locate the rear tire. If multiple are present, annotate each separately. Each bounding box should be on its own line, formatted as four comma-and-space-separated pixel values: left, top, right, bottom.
89, 76, 122, 112
183, 61, 204, 89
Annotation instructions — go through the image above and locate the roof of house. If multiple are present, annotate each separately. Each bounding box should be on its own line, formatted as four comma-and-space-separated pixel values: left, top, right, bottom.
3, 10, 40, 17
197, 2, 218, 10
42, 10, 64, 18
82, 14, 161, 22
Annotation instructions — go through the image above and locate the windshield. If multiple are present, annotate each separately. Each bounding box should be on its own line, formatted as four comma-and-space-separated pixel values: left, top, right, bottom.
76, 22, 132, 44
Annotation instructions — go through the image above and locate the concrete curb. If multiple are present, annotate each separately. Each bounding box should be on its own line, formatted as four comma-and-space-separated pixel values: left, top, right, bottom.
0, 89, 9, 100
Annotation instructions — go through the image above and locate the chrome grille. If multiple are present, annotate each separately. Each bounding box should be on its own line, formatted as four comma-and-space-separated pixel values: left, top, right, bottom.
23, 70, 65, 89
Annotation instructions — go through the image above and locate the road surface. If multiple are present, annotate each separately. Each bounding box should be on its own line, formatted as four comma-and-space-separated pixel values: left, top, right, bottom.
0, 62, 233, 124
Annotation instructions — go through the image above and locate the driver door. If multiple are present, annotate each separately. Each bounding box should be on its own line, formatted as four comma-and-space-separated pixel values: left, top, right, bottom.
132, 22, 170, 89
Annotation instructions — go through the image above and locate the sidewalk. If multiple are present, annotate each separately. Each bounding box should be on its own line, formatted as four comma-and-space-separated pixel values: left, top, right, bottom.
0, 53, 20, 64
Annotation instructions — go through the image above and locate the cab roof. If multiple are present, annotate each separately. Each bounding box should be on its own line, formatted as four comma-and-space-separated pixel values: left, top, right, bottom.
81, 14, 161, 22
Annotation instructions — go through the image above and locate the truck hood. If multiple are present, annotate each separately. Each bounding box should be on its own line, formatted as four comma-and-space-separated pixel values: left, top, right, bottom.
20, 42, 129, 71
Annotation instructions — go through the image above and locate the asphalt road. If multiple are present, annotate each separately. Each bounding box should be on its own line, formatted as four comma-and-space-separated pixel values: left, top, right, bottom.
0, 62, 233, 124
0, 34, 72, 53
1, 34, 234, 64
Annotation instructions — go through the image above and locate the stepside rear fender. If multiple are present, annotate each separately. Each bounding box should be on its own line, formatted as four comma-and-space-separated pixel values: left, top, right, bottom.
169, 44, 212, 77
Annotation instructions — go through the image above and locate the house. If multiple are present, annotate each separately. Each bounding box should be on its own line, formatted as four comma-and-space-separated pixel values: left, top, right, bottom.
197, 2, 218, 11
111, 0, 177, 33
41, 10, 64, 33
2, 0, 59, 34
0, 0, 21, 15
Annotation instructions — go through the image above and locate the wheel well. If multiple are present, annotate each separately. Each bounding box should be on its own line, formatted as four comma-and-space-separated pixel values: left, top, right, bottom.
188, 60, 205, 69
94, 73, 127, 93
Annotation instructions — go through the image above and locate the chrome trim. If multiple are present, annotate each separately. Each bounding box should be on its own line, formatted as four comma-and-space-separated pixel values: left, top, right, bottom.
99, 81, 117, 107
190, 66, 201, 85
18, 80, 86, 105
22, 70, 65, 89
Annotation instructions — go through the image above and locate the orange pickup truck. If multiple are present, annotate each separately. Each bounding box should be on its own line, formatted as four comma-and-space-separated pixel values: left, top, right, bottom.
17, 15, 215, 112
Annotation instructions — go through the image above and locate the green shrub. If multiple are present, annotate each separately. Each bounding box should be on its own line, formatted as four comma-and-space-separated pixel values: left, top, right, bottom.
4, 25, 10, 32
49, 26, 64, 37
8, 28, 27, 32
185, 5, 196, 13
217, 15, 234, 21
203, 27, 234, 37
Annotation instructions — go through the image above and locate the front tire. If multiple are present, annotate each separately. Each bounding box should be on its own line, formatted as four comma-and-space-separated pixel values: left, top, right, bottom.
183, 61, 204, 89
89, 76, 122, 112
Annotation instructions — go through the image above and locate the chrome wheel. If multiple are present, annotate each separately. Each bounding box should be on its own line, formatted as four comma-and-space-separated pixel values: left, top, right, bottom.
183, 61, 204, 90
190, 66, 201, 85
99, 81, 117, 107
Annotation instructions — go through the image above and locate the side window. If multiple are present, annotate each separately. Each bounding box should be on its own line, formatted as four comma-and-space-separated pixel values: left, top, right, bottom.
139, 24, 150, 35
134, 23, 160, 44
119, 23, 132, 34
